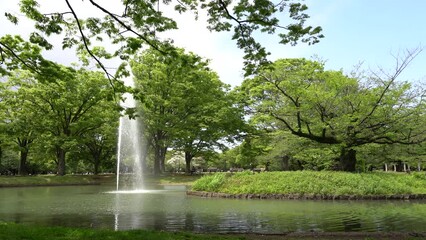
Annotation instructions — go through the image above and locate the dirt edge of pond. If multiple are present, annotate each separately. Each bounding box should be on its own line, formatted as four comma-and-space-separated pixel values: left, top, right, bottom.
187, 190, 426, 200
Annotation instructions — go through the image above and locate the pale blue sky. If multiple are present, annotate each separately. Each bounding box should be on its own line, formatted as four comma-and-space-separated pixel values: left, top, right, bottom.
173, 0, 426, 86
265, 0, 426, 84
1, 0, 425, 86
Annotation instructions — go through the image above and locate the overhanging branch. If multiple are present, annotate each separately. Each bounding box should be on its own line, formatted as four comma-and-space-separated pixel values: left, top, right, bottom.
88, 0, 166, 54
358, 47, 422, 126
64, 0, 117, 89
0, 41, 42, 75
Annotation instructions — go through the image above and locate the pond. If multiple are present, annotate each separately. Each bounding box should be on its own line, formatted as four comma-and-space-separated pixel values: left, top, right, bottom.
1, 184, 426, 233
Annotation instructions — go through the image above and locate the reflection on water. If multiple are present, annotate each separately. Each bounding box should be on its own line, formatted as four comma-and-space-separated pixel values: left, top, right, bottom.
1, 184, 426, 233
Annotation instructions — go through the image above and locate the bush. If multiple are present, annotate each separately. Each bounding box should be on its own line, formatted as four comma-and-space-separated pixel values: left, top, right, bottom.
191, 171, 426, 196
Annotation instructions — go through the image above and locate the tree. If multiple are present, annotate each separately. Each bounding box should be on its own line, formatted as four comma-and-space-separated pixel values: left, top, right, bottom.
0, 70, 45, 175
132, 48, 244, 174
2, 67, 118, 175
170, 66, 245, 174
71, 122, 118, 175
1, 0, 322, 80
240, 51, 426, 171
131, 49, 188, 175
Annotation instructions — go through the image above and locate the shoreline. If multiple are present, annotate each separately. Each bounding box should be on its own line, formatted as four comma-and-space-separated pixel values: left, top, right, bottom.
0, 183, 101, 188
187, 190, 426, 200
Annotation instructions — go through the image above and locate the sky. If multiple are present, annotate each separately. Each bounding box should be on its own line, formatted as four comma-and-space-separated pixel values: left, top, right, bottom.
1, 0, 426, 87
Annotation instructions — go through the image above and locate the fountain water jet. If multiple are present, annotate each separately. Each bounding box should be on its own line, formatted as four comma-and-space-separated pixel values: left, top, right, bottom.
116, 77, 145, 191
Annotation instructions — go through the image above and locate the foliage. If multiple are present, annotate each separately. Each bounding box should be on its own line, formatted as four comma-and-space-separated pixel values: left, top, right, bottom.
0, 148, 19, 175
355, 143, 426, 172
0, 0, 323, 79
0, 70, 40, 175
78, 121, 119, 174
132, 48, 245, 174
0, 67, 119, 175
192, 172, 229, 192
192, 171, 426, 196
227, 130, 341, 171
238, 55, 426, 171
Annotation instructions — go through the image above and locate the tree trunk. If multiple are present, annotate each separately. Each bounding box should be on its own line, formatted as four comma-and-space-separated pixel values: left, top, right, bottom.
153, 146, 161, 176
159, 147, 167, 173
18, 150, 28, 176
56, 147, 66, 176
280, 155, 290, 171
0, 145, 2, 165
339, 148, 357, 172
185, 151, 193, 174
93, 157, 100, 175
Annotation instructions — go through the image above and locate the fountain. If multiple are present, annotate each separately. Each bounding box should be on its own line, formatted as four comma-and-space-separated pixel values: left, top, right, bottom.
115, 77, 145, 192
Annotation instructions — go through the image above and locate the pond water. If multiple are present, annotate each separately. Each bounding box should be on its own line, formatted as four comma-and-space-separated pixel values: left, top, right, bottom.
1, 184, 426, 233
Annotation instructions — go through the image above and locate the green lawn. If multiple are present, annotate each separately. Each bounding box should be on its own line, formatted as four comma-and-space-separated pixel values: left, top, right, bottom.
0, 174, 109, 187
0, 173, 201, 187
0, 223, 241, 240
191, 171, 426, 197
0, 223, 415, 240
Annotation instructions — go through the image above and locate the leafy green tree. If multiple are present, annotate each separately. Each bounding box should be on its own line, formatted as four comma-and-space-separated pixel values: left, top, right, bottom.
254, 130, 338, 171
171, 71, 245, 174
230, 133, 271, 169
0, 81, 6, 171
1, 0, 323, 79
132, 48, 244, 174
81, 122, 118, 175
2, 68, 118, 175
240, 52, 426, 171
0, 35, 75, 82
356, 142, 426, 172
0, 72, 37, 175
131, 49, 188, 175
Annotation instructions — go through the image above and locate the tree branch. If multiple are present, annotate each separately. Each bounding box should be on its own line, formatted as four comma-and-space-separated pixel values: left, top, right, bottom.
358, 47, 422, 126
217, 0, 249, 45
271, 112, 340, 144
0, 41, 42, 75
64, 0, 116, 84
88, 0, 165, 54
43, 12, 72, 16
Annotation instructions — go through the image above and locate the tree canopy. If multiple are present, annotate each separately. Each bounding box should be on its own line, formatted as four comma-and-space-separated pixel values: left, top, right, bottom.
0, 67, 119, 175
239, 51, 426, 171
131, 48, 245, 174
0, 0, 323, 80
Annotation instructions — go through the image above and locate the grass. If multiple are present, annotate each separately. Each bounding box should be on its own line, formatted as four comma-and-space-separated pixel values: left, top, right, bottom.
147, 174, 202, 185
0, 173, 201, 187
0, 223, 415, 240
191, 171, 426, 196
0, 174, 111, 187
0, 222, 242, 240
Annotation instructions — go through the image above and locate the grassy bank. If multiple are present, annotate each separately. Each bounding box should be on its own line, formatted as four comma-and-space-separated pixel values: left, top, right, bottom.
191, 171, 426, 197
0, 174, 113, 187
143, 174, 201, 185
0, 223, 239, 240
0, 223, 418, 240
0, 173, 201, 187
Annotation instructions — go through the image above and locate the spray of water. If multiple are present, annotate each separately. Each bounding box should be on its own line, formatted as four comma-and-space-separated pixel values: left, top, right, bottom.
116, 78, 144, 191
